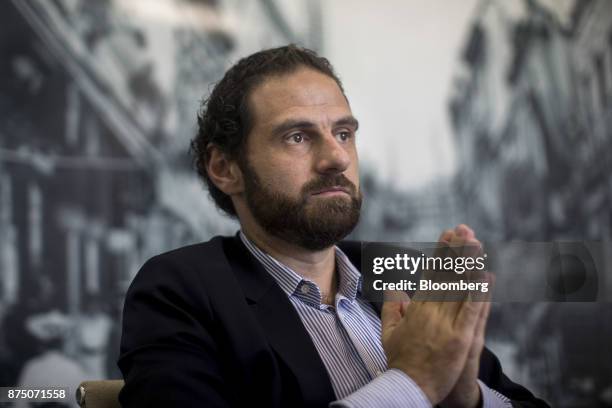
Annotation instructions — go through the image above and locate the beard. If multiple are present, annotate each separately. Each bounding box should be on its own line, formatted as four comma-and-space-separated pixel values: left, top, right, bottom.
241, 161, 362, 251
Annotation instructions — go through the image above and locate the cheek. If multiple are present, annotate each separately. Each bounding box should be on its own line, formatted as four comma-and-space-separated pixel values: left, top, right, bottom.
258, 161, 309, 195
347, 157, 360, 188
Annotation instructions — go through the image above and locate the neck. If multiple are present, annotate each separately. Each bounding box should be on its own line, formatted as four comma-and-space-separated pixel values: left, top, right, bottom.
240, 219, 338, 299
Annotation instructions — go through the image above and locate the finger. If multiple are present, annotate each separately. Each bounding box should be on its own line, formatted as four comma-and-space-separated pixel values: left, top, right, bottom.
476, 271, 494, 301
448, 232, 471, 258
487, 271, 496, 293
466, 299, 490, 359
476, 300, 491, 336
383, 289, 410, 304
384, 290, 411, 316
435, 254, 470, 317
453, 297, 484, 332
439, 299, 464, 322
475, 295, 491, 338
452, 224, 481, 258
433, 229, 454, 258
437, 228, 454, 244
464, 237, 483, 259
447, 232, 464, 258
411, 262, 445, 302
432, 261, 459, 315
474, 275, 492, 336
438, 280, 472, 320
455, 224, 475, 240
381, 302, 402, 332
381, 291, 410, 332
452, 223, 473, 256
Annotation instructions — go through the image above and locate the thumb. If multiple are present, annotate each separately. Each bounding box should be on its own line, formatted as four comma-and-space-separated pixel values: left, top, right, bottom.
381, 301, 403, 336
381, 291, 409, 334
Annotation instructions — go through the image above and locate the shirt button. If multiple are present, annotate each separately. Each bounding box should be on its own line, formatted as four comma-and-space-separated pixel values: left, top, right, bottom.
300, 285, 310, 294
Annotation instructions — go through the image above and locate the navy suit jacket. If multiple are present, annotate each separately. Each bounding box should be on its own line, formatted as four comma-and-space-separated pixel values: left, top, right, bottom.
118, 235, 549, 407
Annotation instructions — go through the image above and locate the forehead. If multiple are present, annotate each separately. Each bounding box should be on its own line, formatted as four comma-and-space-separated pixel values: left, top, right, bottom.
247, 68, 351, 129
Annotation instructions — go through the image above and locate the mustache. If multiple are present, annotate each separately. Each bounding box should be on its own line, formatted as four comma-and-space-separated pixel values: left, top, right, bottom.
301, 174, 358, 196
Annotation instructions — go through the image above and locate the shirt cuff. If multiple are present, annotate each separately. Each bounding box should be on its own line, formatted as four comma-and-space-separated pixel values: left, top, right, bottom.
478, 379, 513, 408
330, 369, 431, 408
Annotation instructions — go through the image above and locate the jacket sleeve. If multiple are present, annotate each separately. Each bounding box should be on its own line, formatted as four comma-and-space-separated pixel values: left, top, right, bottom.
117, 255, 233, 408
478, 347, 550, 408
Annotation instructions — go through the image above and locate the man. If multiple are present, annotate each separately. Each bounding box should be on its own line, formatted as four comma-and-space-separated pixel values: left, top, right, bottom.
118, 45, 548, 407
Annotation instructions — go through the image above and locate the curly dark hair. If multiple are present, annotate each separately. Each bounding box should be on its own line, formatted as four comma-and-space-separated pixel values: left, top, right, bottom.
191, 44, 345, 217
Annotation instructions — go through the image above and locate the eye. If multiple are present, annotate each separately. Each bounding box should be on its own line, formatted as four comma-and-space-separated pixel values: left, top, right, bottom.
336, 131, 352, 142
286, 133, 306, 144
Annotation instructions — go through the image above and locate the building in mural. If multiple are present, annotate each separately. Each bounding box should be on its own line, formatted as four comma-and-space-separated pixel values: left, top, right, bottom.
0, 0, 321, 393
449, 0, 612, 406
450, 0, 612, 241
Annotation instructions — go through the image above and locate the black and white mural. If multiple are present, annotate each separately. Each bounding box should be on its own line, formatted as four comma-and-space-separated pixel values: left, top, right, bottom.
0, 0, 321, 404
449, 2, 612, 406
0, 0, 610, 407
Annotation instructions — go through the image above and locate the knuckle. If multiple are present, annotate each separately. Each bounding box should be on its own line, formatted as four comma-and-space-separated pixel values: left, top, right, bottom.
448, 333, 468, 350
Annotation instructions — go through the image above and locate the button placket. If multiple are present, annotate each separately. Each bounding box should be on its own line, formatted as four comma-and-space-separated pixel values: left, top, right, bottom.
337, 305, 384, 380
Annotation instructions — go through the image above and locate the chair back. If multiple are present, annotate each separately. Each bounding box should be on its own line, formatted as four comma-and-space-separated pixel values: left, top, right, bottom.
76, 380, 124, 408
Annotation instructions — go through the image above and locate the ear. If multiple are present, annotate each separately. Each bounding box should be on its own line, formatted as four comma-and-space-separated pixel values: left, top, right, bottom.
205, 144, 244, 195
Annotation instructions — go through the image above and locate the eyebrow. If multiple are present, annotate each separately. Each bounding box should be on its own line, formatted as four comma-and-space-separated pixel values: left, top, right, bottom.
270, 115, 359, 136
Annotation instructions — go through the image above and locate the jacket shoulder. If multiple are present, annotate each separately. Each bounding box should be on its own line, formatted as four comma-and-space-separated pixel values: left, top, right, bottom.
146, 235, 228, 267
126, 235, 234, 299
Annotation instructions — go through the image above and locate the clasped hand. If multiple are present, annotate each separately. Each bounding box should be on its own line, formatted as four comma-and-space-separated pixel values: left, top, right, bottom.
381, 224, 492, 408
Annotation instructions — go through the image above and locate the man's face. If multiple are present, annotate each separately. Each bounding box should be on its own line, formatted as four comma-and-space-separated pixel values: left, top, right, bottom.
239, 67, 362, 250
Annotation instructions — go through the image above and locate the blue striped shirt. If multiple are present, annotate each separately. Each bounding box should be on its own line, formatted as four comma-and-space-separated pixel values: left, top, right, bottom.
240, 232, 511, 407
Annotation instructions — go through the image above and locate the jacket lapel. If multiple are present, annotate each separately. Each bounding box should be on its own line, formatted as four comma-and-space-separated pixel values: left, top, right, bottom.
223, 235, 336, 405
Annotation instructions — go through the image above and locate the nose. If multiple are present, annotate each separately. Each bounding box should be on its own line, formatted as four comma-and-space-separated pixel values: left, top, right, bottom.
314, 133, 351, 174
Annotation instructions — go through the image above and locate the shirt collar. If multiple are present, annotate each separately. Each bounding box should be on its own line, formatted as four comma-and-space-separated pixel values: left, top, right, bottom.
239, 231, 362, 304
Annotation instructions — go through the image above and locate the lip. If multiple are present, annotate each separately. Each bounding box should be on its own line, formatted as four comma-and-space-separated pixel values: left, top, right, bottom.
311, 187, 350, 196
